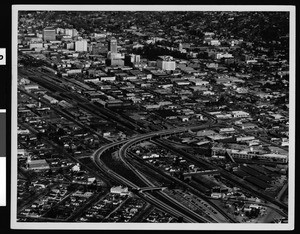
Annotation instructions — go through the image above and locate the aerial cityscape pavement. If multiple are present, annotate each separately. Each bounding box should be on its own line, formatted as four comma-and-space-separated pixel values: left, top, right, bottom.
15, 8, 292, 226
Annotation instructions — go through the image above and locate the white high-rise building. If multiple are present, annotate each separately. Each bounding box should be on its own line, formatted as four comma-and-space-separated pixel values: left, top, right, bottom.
75, 40, 88, 52
65, 28, 78, 37
157, 56, 176, 71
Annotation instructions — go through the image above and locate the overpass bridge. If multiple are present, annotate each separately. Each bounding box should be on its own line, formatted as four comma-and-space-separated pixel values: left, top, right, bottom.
134, 186, 168, 193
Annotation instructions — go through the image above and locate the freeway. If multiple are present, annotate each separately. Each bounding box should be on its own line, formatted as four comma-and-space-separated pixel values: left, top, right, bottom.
18, 66, 289, 222
92, 142, 200, 223
115, 125, 240, 223
118, 151, 214, 223
91, 124, 239, 223
119, 139, 238, 223
105, 123, 288, 219
19, 67, 232, 222
127, 151, 238, 223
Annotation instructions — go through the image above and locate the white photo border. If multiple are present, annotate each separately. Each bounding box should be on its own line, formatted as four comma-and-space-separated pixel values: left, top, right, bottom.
11, 4, 296, 230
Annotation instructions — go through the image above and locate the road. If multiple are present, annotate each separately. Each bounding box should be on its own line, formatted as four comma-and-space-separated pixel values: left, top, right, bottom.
92, 143, 200, 223
92, 126, 287, 219
118, 139, 214, 223
87, 121, 235, 223
18, 66, 289, 223
127, 150, 237, 223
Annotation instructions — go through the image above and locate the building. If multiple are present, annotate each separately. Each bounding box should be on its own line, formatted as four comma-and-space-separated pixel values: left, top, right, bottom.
43, 94, 59, 104
73, 191, 93, 198
27, 159, 50, 170
157, 56, 176, 71
17, 149, 28, 157
240, 123, 257, 130
209, 39, 221, 46
100, 76, 116, 82
175, 80, 190, 86
43, 27, 56, 41
236, 136, 255, 142
211, 146, 288, 163
106, 38, 125, 66
29, 43, 43, 50
65, 28, 78, 37
107, 59, 124, 67
24, 84, 39, 91
108, 37, 118, 53
204, 32, 215, 38
211, 192, 224, 199
65, 42, 75, 50
108, 52, 124, 60
125, 54, 141, 66
191, 79, 209, 86
206, 63, 218, 69
89, 43, 105, 55
67, 69, 82, 76
231, 111, 250, 118
106, 52, 124, 66
178, 116, 189, 122
75, 40, 88, 52
110, 186, 129, 195
142, 154, 159, 159
216, 53, 233, 60
72, 163, 80, 172
219, 127, 235, 133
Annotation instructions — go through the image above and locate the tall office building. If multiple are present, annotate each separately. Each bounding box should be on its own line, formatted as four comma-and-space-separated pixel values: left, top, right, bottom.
43, 27, 56, 41
106, 37, 124, 66
108, 37, 118, 53
75, 40, 88, 52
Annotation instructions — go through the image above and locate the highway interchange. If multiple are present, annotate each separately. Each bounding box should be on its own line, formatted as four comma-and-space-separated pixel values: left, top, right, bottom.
18, 66, 288, 223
